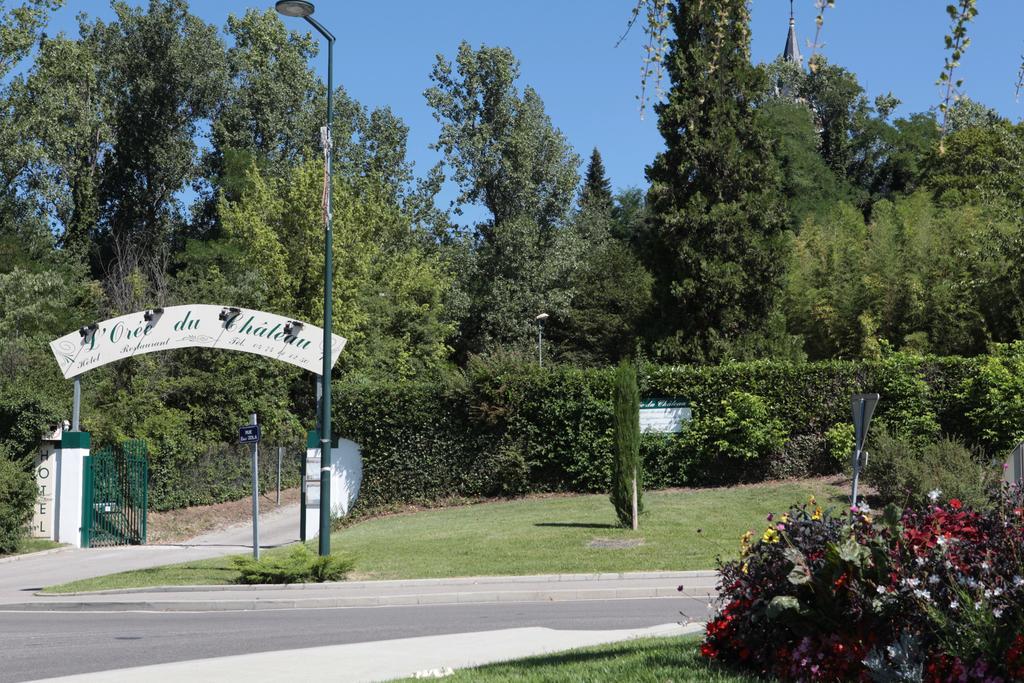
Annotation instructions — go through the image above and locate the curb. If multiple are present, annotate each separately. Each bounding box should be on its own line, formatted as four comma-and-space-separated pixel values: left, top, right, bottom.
8, 571, 721, 613
2, 585, 718, 612
41, 570, 718, 596
0, 546, 70, 565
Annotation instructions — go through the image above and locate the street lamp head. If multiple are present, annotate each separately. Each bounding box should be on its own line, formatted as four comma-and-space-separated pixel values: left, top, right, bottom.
535, 313, 549, 323
275, 0, 315, 18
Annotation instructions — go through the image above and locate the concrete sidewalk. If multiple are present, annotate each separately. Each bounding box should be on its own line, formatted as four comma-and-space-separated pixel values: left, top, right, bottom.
0, 570, 718, 612
0, 503, 301, 603
28, 622, 706, 682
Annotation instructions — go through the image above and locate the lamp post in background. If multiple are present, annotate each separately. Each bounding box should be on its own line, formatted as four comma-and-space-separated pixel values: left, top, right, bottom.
535, 313, 549, 367
275, 0, 335, 557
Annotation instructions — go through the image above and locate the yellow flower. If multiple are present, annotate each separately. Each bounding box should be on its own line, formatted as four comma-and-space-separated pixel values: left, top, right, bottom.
863, 514, 873, 524
739, 530, 754, 555
761, 527, 780, 544
742, 561, 749, 574
812, 507, 823, 521
780, 514, 790, 524
808, 495, 817, 506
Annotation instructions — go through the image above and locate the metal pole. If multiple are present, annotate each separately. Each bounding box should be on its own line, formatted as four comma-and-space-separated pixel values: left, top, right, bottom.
851, 400, 865, 509
312, 18, 336, 558
251, 412, 260, 560
277, 446, 283, 505
71, 377, 81, 431
537, 324, 543, 367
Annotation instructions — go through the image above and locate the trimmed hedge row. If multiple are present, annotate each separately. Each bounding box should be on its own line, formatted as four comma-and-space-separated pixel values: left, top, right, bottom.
333, 348, 1024, 514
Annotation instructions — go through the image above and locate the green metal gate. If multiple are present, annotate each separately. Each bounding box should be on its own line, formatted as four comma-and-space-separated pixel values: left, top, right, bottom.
81, 440, 149, 548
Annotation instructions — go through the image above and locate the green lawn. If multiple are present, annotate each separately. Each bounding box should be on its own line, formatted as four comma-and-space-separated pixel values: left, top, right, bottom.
391, 635, 765, 682
45, 478, 846, 593
0, 538, 63, 559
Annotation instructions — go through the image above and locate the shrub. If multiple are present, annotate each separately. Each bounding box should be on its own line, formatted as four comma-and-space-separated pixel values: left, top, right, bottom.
680, 391, 786, 483
0, 449, 36, 554
703, 487, 1024, 681
233, 545, 354, 584
611, 360, 642, 528
957, 341, 1024, 456
866, 431, 998, 509
823, 422, 853, 466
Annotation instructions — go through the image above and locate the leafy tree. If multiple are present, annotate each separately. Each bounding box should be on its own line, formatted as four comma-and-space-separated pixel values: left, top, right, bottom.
82, 0, 228, 309
755, 99, 854, 227
645, 0, 788, 362
426, 42, 581, 355
927, 121, 1024, 210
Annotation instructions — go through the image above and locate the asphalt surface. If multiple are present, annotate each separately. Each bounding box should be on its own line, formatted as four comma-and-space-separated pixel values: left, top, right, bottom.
0, 597, 709, 683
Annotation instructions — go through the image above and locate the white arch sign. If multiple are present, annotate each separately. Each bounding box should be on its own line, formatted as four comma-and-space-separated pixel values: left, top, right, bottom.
49, 304, 346, 378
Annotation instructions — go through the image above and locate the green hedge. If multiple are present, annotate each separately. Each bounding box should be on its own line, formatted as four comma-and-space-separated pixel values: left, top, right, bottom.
333, 350, 1022, 514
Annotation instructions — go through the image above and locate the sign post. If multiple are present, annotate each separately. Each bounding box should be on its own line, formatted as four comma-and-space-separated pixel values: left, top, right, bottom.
850, 393, 880, 509
240, 417, 261, 560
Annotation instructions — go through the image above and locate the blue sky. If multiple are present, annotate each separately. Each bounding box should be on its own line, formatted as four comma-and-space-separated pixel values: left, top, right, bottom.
40, 1, 1024, 213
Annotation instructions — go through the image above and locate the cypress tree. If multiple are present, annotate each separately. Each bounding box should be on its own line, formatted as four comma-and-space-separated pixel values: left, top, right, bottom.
611, 359, 642, 528
645, 0, 788, 362
581, 147, 613, 210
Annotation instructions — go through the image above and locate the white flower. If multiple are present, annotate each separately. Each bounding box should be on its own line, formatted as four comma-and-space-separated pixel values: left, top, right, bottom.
906, 578, 921, 588
975, 600, 983, 610
936, 535, 948, 547
981, 561, 990, 571
876, 585, 886, 594
928, 575, 940, 585
913, 588, 932, 601
928, 489, 942, 502
984, 589, 993, 599
993, 587, 1003, 597
949, 600, 959, 610
915, 557, 926, 567
994, 607, 1004, 618
1013, 576, 1024, 588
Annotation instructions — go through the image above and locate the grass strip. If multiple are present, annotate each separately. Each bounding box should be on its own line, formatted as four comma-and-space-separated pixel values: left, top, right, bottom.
390, 635, 765, 682
43, 478, 845, 593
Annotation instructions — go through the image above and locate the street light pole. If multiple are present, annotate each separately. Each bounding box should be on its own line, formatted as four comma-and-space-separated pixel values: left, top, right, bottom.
275, 0, 335, 556
535, 313, 549, 367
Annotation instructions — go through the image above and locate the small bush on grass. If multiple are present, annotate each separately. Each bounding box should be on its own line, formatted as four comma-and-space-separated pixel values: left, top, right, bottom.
702, 486, 1024, 681
233, 545, 354, 584
866, 431, 998, 509
0, 449, 36, 554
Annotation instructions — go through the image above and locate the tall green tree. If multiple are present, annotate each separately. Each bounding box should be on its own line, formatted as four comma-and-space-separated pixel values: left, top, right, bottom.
580, 148, 613, 211
645, 0, 788, 362
82, 0, 228, 310
611, 359, 642, 529
426, 42, 581, 356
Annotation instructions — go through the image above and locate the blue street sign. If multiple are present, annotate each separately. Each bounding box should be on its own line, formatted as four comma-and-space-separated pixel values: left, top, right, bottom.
239, 424, 261, 444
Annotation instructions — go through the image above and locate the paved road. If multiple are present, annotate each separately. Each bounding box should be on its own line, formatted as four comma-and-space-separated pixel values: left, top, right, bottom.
0, 504, 300, 602
0, 597, 708, 683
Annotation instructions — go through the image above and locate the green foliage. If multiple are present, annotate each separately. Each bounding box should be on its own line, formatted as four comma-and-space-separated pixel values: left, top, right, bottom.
784, 192, 1014, 359
232, 544, 354, 584
0, 447, 35, 554
824, 422, 853, 466
956, 342, 1024, 455
611, 360, 642, 528
426, 42, 581, 356
680, 391, 786, 483
865, 431, 996, 509
645, 0, 788, 362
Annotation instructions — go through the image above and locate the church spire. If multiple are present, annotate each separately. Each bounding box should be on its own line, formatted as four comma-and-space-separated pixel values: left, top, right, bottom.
782, 0, 803, 66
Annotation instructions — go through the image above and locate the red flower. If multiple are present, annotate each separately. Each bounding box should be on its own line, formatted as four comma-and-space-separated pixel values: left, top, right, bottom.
949, 498, 962, 510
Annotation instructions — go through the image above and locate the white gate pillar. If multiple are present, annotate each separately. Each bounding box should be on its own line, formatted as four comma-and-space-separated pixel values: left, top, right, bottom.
54, 431, 90, 548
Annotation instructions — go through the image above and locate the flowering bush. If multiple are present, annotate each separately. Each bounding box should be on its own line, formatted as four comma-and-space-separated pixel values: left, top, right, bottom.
702, 486, 1024, 681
